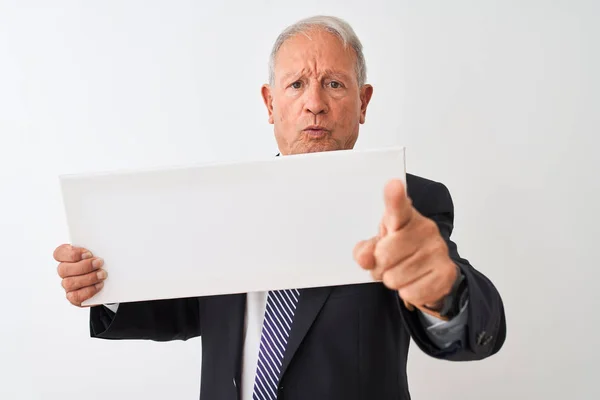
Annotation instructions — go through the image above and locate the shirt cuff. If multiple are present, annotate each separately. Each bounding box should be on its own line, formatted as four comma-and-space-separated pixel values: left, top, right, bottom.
417, 299, 469, 349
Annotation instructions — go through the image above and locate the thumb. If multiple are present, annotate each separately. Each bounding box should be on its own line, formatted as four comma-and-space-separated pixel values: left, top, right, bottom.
382, 179, 412, 233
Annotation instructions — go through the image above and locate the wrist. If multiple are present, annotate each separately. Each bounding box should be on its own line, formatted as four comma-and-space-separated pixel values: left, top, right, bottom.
425, 264, 467, 319
424, 298, 445, 312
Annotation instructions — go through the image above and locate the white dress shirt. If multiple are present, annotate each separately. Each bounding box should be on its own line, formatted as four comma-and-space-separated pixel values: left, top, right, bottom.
104, 290, 468, 400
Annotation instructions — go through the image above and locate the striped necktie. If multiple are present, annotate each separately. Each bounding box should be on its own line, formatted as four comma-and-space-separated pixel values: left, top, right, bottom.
252, 289, 300, 400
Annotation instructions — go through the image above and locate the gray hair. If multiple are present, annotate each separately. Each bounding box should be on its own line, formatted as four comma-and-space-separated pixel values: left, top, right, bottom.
268, 15, 367, 87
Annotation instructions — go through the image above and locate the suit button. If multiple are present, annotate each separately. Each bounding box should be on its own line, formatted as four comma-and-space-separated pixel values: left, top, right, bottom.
476, 331, 494, 346
482, 335, 493, 346
476, 331, 487, 346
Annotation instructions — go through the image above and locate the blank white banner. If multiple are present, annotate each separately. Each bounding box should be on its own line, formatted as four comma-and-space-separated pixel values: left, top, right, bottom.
59, 147, 406, 306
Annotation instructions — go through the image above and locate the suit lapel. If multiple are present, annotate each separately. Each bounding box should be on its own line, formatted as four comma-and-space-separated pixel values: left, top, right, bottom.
280, 286, 333, 378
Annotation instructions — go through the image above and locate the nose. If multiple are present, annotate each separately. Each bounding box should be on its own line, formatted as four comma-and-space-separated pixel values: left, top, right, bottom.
304, 84, 328, 116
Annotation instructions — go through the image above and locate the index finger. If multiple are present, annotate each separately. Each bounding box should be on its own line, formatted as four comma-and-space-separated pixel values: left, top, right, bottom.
53, 244, 91, 262
382, 179, 413, 233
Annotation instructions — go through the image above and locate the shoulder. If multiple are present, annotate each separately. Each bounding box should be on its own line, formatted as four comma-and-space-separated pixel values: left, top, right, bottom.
405, 173, 454, 214
406, 173, 449, 197
406, 173, 439, 190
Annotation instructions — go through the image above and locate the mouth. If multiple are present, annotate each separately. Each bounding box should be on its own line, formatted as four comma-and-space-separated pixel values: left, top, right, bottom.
302, 125, 330, 139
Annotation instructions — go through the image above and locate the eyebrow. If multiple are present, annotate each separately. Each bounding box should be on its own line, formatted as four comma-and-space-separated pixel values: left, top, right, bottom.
279, 69, 352, 84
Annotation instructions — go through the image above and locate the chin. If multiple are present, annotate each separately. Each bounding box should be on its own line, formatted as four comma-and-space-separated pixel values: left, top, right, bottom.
291, 140, 345, 155
292, 146, 340, 155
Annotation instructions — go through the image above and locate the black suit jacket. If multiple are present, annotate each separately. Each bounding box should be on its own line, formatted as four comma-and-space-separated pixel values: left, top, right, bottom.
89, 173, 506, 400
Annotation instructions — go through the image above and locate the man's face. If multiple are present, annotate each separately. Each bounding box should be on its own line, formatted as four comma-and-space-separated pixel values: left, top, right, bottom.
261, 28, 373, 155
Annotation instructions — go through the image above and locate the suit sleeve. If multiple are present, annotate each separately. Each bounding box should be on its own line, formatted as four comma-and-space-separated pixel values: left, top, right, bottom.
397, 181, 506, 361
89, 297, 201, 342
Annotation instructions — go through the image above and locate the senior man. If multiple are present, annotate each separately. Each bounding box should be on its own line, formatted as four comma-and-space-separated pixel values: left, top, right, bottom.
54, 15, 506, 400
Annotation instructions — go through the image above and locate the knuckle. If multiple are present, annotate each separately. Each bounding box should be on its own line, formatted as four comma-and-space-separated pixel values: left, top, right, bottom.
398, 287, 412, 302
444, 262, 457, 282
58, 244, 77, 262
375, 251, 390, 269
86, 271, 99, 285
78, 259, 91, 274
62, 278, 74, 292
370, 268, 381, 281
374, 242, 392, 267
84, 286, 97, 301
432, 237, 448, 255
403, 286, 420, 303
382, 270, 399, 289
422, 218, 438, 235
68, 259, 93, 277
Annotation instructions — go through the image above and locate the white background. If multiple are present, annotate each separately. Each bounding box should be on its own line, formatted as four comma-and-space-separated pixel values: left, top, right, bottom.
1, 0, 598, 399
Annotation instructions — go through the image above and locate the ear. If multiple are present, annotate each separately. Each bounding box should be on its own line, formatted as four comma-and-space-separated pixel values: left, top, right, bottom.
261, 84, 274, 124
359, 84, 374, 124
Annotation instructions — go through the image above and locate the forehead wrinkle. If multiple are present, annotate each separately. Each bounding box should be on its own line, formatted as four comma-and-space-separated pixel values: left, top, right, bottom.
280, 67, 351, 85
274, 30, 356, 86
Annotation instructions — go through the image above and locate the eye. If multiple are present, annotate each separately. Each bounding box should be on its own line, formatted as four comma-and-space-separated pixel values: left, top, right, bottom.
291, 81, 302, 89
328, 81, 342, 89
